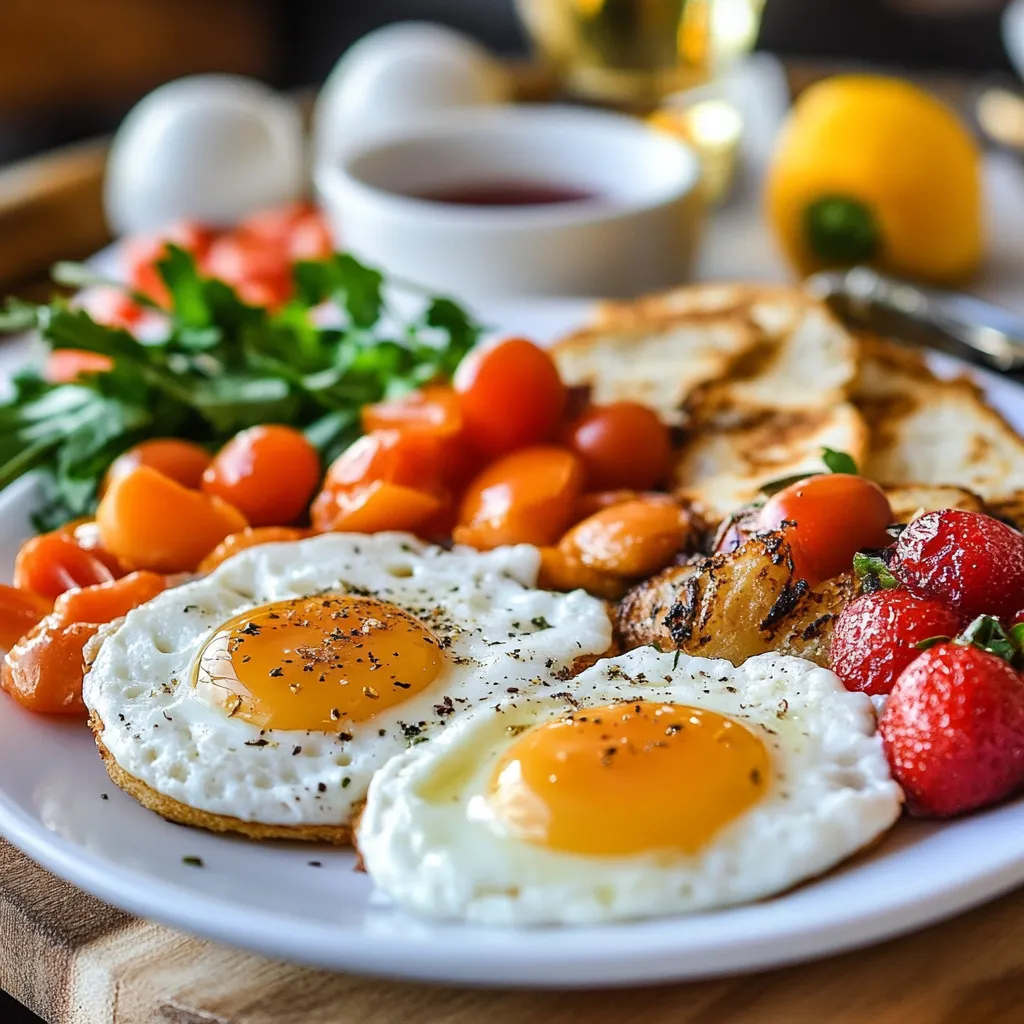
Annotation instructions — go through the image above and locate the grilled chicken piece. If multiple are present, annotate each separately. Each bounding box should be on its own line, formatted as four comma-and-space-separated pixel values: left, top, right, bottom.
617, 532, 856, 668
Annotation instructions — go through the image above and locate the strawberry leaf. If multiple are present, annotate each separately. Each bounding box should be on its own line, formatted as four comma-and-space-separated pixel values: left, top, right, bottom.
956, 615, 1022, 667
853, 552, 900, 590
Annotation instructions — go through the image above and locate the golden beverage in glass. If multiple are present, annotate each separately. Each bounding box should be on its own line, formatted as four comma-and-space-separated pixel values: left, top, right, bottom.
515, 0, 713, 107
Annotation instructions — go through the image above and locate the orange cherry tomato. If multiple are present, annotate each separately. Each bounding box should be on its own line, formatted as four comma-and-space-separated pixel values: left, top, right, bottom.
103, 438, 212, 495
454, 338, 567, 457
124, 220, 215, 308
0, 585, 52, 652
198, 526, 309, 573
312, 480, 444, 535
320, 429, 449, 499
756, 473, 893, 586
575, 489, 676, 519
558, 499, 691, 578
362, 386, 463, 439
562, 402, 672, 491
14, 533, 116, 601
454, 447, 585, 550
44, 350, 113, 384
201, 425, 321, 527
53, 520, 124, 578
97, 466, 248, 573
3, 572, 166, 716
537, 547, 629, 600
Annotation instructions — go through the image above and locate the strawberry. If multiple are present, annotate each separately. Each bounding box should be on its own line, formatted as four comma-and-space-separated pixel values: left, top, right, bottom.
879, 620, 1024, 816
830, 589, 962, 695
889, 510, 1024, 623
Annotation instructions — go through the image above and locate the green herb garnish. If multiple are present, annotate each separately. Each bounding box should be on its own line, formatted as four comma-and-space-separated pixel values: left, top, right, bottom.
0, 248, 481, 529
821, 447, 859, 475
852, 552, 900, 590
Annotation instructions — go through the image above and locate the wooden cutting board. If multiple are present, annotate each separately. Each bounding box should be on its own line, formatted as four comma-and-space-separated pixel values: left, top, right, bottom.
4, 832, 1024, 1024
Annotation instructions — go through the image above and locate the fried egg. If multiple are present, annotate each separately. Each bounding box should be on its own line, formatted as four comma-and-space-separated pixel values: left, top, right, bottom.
357, 648, 902, 924
83, 533, 612, 841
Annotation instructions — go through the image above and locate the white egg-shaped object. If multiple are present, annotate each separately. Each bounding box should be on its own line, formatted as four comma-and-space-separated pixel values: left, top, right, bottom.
312, 22, 509, 163
105, 74, 305, 234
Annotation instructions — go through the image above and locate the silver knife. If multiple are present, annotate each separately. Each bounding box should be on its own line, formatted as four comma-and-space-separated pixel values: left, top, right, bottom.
806, 266, 1024, 374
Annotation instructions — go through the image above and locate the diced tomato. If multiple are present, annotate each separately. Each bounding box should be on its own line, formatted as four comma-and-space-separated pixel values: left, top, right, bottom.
201, 233, 291, 308
0, 585, 52, 653
288, 208, 333, 260
77, 287, 145, 330
14, 533, 117, 601
2, 572, 166, 716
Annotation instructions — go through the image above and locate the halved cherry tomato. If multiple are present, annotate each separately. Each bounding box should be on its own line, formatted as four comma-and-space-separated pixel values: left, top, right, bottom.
103, 438, 212, 495
14, 533, 116, 601
454, 447, 584, 550
362, 387, 463, 439
97, 466, 248, 573
454, 338, 567, 457
0, 585, 52, 652
201, 425, 321, 527
125, 220, 215, 308
756, 473, 893, 586
44, 350, 113, 384
536, 547, 628, 600
320, 430, 449, 498
2, 571, 166, 715
198, 526, 309, 573
77, 287, 145, 330
576, 489, 675, 519
562, 402, 672, 491
312, 480, 444, 535
53, 520, 124, 577
559, 499, 691, 578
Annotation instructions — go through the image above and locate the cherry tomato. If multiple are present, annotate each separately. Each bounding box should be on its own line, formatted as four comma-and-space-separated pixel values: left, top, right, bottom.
237, 202, 334, 261
562, 402, 672, 491
124, 220, 215, 308
756, 473, 893, 586
103, 438, 212, 494
312, 481, 444, 535
201, 426, 321, 527
98, 466, 248, 573
311, 430, 450, 536
3, 572, 166, 716
13, 533, 116, 601
288, 209, 333, 260
537, 547, 630, 601
0, 585, 52, 652
454, 447, 584, 550
454, 338, 566, 457
558, 499, 691, 577
55, 520, 124, 577
44, 350, 113, 384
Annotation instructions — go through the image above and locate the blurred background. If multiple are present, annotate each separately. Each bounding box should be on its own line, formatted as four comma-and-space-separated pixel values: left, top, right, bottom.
0, 0, 1015, 165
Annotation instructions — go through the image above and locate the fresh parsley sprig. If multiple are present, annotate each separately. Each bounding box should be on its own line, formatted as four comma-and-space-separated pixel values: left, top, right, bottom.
0, 247, 482, 530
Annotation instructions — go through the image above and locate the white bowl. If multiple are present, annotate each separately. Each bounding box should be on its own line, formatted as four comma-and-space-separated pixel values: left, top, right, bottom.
315, 105, 702, 300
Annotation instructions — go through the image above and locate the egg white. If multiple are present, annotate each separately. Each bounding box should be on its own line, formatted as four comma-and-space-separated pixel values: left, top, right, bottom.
83, 533, 612, 829
357, 648, 903, 925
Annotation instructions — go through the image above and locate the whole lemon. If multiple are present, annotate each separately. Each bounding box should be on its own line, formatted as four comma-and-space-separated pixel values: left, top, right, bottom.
765, 75, 983, 284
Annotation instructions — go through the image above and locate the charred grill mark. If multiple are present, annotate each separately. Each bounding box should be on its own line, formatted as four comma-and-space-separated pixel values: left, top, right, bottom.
761, 577, 810, 630
800, 614, 833, 641
665, 575, 700, 645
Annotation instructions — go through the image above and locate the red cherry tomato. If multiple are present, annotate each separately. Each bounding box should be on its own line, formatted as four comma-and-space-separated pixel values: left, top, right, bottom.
755, 473, 893, 586
562, 402, 672, 491
454, 338, 567, 457
13, 532, 117, 601
202, 425, 321, 527
103, 439, 212, 495
202, 233, 291, 308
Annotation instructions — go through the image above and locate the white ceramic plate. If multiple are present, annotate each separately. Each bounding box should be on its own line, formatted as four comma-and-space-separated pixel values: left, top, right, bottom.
2, 300, 1024, 988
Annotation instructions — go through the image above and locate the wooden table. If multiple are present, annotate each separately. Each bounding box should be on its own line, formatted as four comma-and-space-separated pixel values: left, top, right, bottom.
3, 72, 1024, 1024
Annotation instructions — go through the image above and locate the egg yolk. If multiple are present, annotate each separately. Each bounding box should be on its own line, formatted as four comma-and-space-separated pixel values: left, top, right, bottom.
193, 595, 445, 731
486, 702, 768, 857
